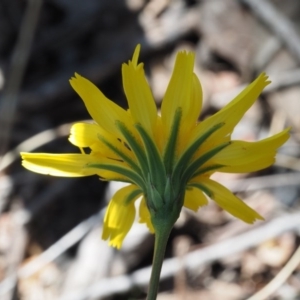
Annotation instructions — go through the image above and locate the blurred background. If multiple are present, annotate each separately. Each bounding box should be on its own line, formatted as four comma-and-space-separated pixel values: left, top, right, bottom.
0, 0, 300, 299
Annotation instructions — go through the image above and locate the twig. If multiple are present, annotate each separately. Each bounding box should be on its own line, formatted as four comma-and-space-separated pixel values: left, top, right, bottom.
0, 122, 71, 172
240, 0, 300, 64
246, 245, 300, 300
252, 36, 282, 72
0, 172, 298, 298
58, 212, 300, 300
265, 69, 300, 92
173, 236, 191, 299
221, 172, 300, 193
0, 211, 103, 297
275, 154, 300, 172
0, 0, 42, 157
1, 205, 28, 300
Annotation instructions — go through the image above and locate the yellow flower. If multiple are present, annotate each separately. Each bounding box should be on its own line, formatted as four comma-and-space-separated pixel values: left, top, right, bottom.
21, 45, 290, 249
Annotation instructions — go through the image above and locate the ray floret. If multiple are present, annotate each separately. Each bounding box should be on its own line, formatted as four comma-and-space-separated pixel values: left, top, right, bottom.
21, 45, 290, 249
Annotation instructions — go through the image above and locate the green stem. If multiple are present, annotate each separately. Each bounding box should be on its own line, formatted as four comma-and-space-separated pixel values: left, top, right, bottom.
147, 222, 173, 300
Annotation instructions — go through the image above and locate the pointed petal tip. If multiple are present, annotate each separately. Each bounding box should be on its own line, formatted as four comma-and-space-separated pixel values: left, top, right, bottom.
70, 72, 78, 79
101, 233, 122, 249
240, 206, 265, 224
285, 126, 292, 134
69, 73, 85, 86
281, 127, 291, 141
258, 72, 271, 86
110, 241, 121, 249
132, 44, 141, 66
176, 50, 195, 61
69, 73, 81, 86
257, 214, 265, 221
271, 127, 291, 146
248, 214, 265, 224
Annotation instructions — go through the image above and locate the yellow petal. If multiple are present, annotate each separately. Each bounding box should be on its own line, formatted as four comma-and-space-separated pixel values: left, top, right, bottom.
102, 184, 140, 248
184, 73, 202, 131
122, 46, 157, 135
131, 44, 141, 67
193, 73, 270, 146
69, 122, 101, 148
184, 186, 208, 212
69, 73, 133, 137
177, 73, 203, 156
207, 128, 290, 173
69, 122, 135, 161
161, 51, 195, 137
21, 153, 95, 177
199, 178, 264, 223
138, 196, 154, 233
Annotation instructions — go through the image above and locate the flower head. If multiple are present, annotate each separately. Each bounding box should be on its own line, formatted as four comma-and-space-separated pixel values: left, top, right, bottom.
21, 45, 289, 249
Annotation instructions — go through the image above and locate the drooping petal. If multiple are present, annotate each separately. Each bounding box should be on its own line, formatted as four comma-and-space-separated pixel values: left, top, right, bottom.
102, 184, 141, 248
122, 45, 157, 135
161, 51, 195, 137
69, 122, 102, 148
197, 178, 264, 223
193, 73, 270, 147
183, 186, 208, 211
205, 128, 290, 173
139, 196, 154, 233
69, 73, 134, 137
69, 122, 136, 162
21, 153, 95, 177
